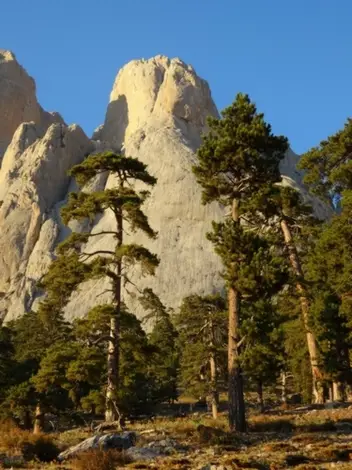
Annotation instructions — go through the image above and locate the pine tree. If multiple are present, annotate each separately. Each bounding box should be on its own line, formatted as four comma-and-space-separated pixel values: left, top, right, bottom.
304, 194, 352, 399
298, 119, 352, 399
298, 117, 352, 205
1, 309, 71, 430
193, 93, 288, 430
240, 299, 285, 412
53, 151, 159, 422
277, 188, 325, 403
140, 289, 179, 404
177, 294, 227, 419
0, 326, 14, 399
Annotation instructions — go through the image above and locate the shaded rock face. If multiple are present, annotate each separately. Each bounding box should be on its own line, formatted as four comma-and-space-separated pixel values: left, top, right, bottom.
0, 53, 332, 323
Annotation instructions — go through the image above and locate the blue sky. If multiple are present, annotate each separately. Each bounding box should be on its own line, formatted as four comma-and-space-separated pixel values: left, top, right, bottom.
1, 0, 351, 154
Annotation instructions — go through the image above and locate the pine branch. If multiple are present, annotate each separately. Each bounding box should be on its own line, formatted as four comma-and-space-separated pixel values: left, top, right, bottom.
81, 250, 116, 260
88, 231, 119, 237
88, 335, 115, 346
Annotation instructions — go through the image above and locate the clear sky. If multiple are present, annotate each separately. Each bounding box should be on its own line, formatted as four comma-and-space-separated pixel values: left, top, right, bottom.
1, 0, 351, 154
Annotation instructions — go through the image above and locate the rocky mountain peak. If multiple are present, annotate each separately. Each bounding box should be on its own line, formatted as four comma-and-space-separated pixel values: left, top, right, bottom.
0, 49, 64, 159
101, 55, 218, 150
0, 53, 332, 322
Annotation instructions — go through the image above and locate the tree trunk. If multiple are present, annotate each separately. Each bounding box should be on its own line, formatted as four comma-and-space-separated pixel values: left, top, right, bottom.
23, 410, 32, 430
345, 384, 352, 402
281, 370, 288, 405
105, 211, 123, 423
209, 318, 219, 420
228, 198, 246, 432
280, 218, 324, 404
33, 404, 44, 434
332, 381, 345, 402
257, 380, 264, 413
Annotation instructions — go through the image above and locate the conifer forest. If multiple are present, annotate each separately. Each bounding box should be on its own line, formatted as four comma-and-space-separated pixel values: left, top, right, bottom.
0, 93, 351, 470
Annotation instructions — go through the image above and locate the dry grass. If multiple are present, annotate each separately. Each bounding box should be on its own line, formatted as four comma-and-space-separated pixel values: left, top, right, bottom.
0, 420, 59, 462
1, 406, 352, 470
70, 449, 131, 470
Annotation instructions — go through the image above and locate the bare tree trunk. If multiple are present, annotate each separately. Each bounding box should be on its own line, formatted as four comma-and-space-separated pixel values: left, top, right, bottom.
228, 199, 246, 432
281, 370, 288, 405
209, 317, 219, 420
280, 218, 324, 404
33, 404, 44, 434
332, 381, 345, 402
257, 380, 264, 413
105, 211, 123, 423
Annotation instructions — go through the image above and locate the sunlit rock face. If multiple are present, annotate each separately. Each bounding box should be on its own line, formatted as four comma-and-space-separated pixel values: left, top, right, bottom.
0, 53, 333, 322
0, 49, 63, 159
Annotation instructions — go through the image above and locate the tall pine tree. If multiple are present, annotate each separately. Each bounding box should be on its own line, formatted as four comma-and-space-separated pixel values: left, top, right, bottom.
193, 93, 288, 430
52, 151, 159, 422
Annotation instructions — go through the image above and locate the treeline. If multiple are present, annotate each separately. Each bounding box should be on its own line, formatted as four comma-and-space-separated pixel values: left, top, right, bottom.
0, 94, 351, 433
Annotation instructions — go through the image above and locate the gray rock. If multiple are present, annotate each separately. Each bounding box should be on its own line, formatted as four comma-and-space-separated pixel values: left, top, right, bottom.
334, 421, 352, 433
58, 432, 136, 461
126, 446, 162, 461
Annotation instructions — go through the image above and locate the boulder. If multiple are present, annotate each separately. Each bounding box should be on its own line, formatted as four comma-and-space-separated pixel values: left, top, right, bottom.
125, 446, 162, 461
57, 432, 137, 461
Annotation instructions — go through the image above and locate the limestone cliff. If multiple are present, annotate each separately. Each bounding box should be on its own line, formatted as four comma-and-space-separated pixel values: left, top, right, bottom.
0, 50, 63, 159
0, 53, 332, 323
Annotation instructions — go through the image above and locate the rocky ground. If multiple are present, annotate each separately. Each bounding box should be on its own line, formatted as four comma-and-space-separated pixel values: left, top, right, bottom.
2, 404, 352, 470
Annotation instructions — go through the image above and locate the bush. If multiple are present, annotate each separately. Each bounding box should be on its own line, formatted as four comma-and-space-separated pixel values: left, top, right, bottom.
0, 419, 30, 453
249, 418, 294, 433
71, 449, 131, 470
0, 419, 59, 462
20, 435, 59, 462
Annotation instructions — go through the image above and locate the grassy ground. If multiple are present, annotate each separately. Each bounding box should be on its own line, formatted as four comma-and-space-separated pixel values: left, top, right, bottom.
1, 405, 352, 469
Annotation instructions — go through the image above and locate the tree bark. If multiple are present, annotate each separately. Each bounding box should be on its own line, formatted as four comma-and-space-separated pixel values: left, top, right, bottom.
209, 317, 219, 420
257, 380, 264, 413
23, 410, 32, 430
228, 198, 246, 432
33, 404, 44, 434
281, 370, 288, 405
332, 381, 345, 402
280, 218, 324, 404
105, 210, 123, 423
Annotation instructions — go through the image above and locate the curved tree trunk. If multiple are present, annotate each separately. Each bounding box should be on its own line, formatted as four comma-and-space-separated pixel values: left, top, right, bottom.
280, 218, 324, 404
228, 199, 246, 431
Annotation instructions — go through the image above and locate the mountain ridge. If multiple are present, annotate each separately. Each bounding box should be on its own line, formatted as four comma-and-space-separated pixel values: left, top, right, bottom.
0, 51, 332, 322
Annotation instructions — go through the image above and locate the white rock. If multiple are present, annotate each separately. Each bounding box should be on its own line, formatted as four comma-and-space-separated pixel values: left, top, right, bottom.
0, 54, 333, 323
0, 122, 92, 320
58, 432, 137, 461
0, 49, 63, 159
